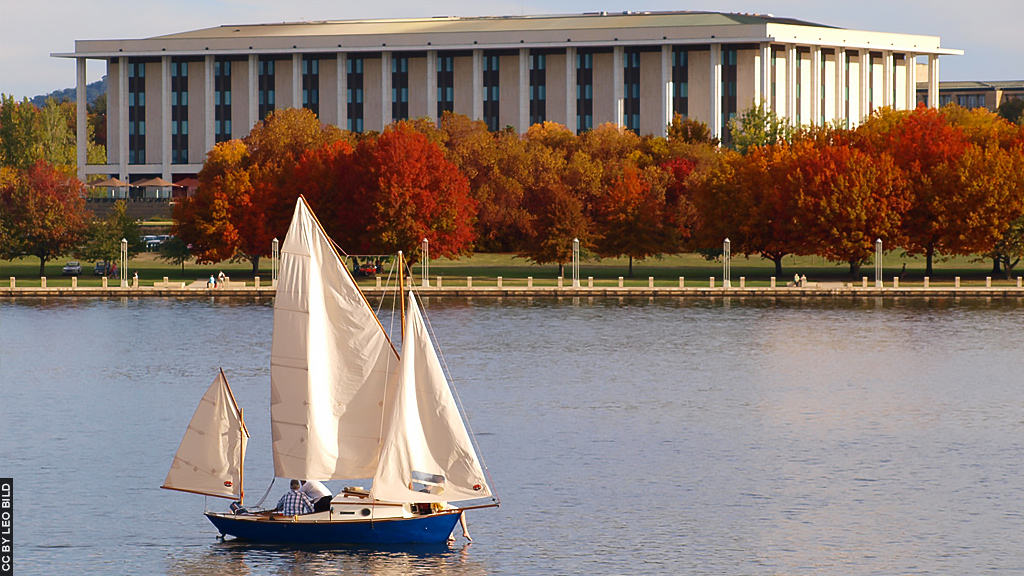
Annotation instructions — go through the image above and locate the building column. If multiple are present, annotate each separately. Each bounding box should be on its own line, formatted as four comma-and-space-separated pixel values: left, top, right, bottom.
565, 46, 577, 133
810, 47, 821, 125
661, 44, 672, 136
205, 55, 215, 153
928, 55, 939, 109
118, 57, 128, 180
519, 48, 529, 133
835, 48, 846, 123
248, 55, 258, 129
472, 49, 483, 121
337, 53, 347, 129
710, 43, 722, 140
75, 58, 87, 181
882, 51, 894, 108
860, 51, 871, 120
381, 51, 392, 129
426, 50, 438, 123
160, 55, 171, 181
905, 53, 917, 110
786, 44, 797, 121
291, 54, 302, 110
613, 45, 624, 128
758, 43, 771, 108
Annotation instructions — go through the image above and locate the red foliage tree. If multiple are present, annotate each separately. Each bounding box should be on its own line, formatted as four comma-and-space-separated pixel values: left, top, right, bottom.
594, 163, 666, 276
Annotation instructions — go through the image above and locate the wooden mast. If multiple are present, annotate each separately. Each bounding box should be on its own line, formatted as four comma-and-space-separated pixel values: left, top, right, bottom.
397, 251, 406, 342
219, 367, 249, 504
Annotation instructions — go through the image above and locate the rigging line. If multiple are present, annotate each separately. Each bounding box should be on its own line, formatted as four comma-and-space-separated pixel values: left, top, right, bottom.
253, 477, 276, 509
374, 257, 398, 317
418, 297, 501, 503
372, 256, 401, 512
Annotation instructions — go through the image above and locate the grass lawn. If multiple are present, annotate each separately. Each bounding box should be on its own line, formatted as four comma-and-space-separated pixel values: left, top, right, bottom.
1, 251, 1017, 288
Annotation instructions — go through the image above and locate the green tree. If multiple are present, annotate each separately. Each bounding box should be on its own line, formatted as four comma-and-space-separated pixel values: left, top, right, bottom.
158, 236, 192, 273
667, 113, 719, 146
997, 97, 1024, 125
0, 95, 43, 170
39, 98, 76, 170
990, 215, 1024, 279
78, 200, 142, 264
726, 101, 794, 154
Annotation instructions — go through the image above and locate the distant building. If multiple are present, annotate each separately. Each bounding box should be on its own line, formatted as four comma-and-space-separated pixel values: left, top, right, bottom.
55, 11, 960, 183
915, 77, 1024, 111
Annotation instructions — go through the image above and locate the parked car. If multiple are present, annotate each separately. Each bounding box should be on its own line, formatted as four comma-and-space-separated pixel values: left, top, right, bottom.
354, 263, 377, 277
94, 261, 111, 276
142, 235, 162, 251
62, 261, 82, 276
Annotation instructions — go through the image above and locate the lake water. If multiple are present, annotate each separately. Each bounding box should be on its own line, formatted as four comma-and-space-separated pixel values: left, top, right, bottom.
1, 296, 1023, 575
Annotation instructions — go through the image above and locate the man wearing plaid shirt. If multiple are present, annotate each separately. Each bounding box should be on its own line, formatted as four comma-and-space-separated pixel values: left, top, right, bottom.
276, 479, 314, 515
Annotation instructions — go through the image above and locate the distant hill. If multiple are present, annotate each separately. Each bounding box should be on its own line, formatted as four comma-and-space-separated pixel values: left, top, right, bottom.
30, 76, 106, 107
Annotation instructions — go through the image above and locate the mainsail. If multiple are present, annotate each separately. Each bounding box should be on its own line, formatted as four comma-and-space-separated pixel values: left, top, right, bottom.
271, 198, 400, 480
162, 371, 248, 499
372, 292, 492, 503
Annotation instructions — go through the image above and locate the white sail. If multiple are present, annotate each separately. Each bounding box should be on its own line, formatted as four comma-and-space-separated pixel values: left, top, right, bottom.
162, 372, 248, 499
372, 292, 492, 503
271, 198, 400, 480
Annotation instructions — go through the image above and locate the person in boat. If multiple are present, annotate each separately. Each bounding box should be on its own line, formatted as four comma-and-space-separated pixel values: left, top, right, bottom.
300, 479, 332, 512
275, 479, 314, 515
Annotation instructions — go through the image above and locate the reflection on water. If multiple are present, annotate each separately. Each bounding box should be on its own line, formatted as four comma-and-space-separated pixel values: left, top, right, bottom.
168, 542, 485, 576
2, 296, 1023, 575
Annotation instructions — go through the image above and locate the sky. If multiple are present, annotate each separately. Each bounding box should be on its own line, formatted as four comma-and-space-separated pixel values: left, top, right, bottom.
1, 0, 1022, 100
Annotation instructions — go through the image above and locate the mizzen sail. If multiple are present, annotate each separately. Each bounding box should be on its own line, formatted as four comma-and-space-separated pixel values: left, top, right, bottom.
372, 292, 492, 503
162, 371, 248, 499
271, 197, 399, 481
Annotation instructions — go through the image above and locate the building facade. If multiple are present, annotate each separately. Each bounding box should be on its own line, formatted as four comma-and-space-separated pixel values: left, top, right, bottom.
56, 11, 960, 183
915, 78, 1024, 112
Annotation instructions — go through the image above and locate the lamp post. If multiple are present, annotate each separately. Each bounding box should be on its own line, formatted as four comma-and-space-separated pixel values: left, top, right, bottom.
572, 238, 580, 288
421, 238, 429, 287
723, 238, 732, 288
271, 238, 279, 285
875, 238, 883, 288
120, 238, 128, 288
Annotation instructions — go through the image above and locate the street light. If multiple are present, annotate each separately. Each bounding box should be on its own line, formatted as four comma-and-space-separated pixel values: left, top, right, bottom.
875, 238, 883, 288
271, 238, 279, 285
120, 238, 128, 288
421, 238, 429, 287
723, 238, 731, 288
572, 238, 580, 288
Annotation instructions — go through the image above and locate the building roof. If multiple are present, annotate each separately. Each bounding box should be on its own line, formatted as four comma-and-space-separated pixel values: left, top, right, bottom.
916, 80, 1024, 90
148, 12, 833, 42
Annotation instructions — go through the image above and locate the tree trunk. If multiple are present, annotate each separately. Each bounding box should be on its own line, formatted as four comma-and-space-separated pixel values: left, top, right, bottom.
628, 256, 634, 278
849, 260, 861, 278
558, 262, 564, 277
992, 257, 1002, 275
38, 256, 47, 278
773, 255, 784, 278
251, 255, 260, 276
925, 245, 935, 277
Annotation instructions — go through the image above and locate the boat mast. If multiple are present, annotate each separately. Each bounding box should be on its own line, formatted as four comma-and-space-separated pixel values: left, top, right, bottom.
397, 250, 406, 342
219, 367, 249, 505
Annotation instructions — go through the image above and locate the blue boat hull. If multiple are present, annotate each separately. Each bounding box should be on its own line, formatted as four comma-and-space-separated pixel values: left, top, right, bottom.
205, 512, 461, 544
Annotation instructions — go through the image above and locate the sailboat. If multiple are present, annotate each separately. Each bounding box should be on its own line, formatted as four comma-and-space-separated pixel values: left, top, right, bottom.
163, 197, 498, 544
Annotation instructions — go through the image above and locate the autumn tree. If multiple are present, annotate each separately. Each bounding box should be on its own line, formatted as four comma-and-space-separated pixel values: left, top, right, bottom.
667, 113, 719, 146
0, 160, 89, 276
990, 215, 1024, 279
594, 163, 667, 276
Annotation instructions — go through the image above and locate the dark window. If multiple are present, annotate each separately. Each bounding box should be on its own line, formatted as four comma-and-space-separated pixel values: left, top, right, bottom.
127, 59, 146, 165
821, 54, 827, 125
214, 58, 232, 143
437, 55, 454, 117
258, 57, 275, 120
796, 51, 803, 125
529, 52, 546, 126
672, 47, 689, 118
347, 57, 364, 133
482, 54, 500, 131
171, 58, 188, 164
721, 48, 738, 144
623, 48, 641, 133
771, 48, 779, 110
302, 56, 319, 117
576, 51, 594, 133
392, 55, 409, 121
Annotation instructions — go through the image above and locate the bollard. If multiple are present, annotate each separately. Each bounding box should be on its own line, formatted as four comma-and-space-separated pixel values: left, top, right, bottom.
986, 276, 991, 288
102, 277, 108, 288
710, 276, 715, 288
588, 276, 593, 288
255, 276, 261, 288
9, 277, 14, 288
376, 276, 382, 288
163, 276, 169, 286
497, 276, 503, 288
648, 277, 654, 288
618, 277, 624, 288
739, 277, 745, 288
679, 277, 685, 288
527, 276, 532, 288
1018, 276, 1022, 288
955, 276, 961, 288
556, 277, 562, 288
893, 277, 899, 288
41, 277, 46, 288
467, 276, 473, 288
72, 276, 78, 289
437, 276, 443, 288
770, 276, 776, 288
862, 277, 868, 288
924, 277, 930, 288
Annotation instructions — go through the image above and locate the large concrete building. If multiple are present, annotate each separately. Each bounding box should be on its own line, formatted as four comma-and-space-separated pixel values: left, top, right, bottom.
56, 11, 960, 184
